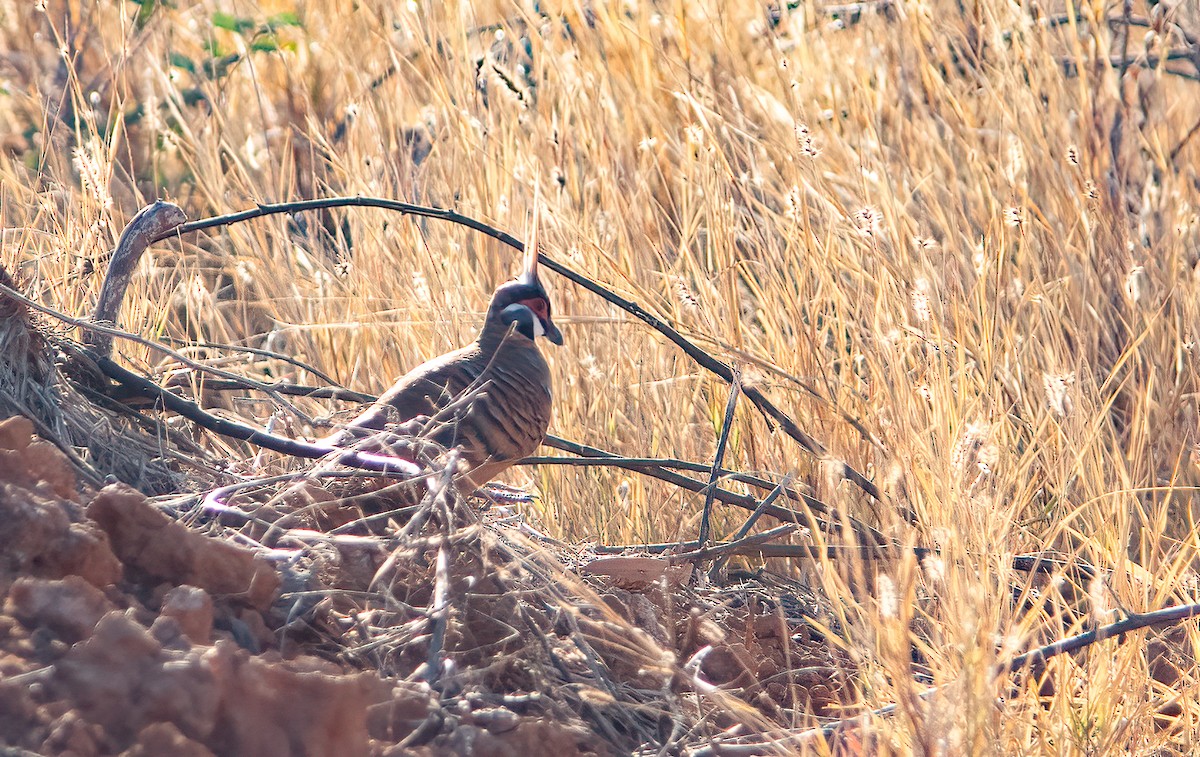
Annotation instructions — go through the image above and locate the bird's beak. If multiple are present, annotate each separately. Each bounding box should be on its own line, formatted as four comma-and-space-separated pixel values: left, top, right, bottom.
543, 318, 563, 345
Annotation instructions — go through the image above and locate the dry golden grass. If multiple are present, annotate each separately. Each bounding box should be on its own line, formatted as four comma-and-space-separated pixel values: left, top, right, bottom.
5, 0, 1200, 752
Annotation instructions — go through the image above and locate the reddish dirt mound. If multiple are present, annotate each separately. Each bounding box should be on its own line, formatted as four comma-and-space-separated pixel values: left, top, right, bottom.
0, 415, 852, 755
0, 416, 388, 756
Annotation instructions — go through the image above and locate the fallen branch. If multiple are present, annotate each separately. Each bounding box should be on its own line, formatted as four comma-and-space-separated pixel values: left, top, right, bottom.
1002, 602, 1200, 673
83, 353, 888, 548
86, 201, 186, 358
158, 336, 345, 388
155, 377, 374, 403
594, 540, 931, 560
94, 354, 419, 476
670, 524, 797, 562
154, 196, 883, 502
699, 374, 741, 547
709, 477, 793, 579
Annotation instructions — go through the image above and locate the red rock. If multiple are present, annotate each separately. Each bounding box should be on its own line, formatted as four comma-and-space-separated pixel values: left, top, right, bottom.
0, 478, 121, 592
58, 523, 124, 589
367, 686, 437, 742
0, 415, 32, 451
87, 484, 280, 609
7, 575, 115, 643
203, 644, 390, 757
42, 710, 106, 757
46, 610, 392, 756
22, 440, 76, 499
121, 722, 216, 757
160, 586, 214, 645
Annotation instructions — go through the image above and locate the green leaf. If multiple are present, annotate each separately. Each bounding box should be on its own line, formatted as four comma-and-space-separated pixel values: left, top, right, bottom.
266, 11, 302, 29
168, 52, 195, 73
212, 11, 254, 34
250, 33, 279, 53
135, 0, 158, 28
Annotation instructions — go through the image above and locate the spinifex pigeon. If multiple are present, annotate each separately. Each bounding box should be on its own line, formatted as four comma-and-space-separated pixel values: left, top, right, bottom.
329, 256, 562, 489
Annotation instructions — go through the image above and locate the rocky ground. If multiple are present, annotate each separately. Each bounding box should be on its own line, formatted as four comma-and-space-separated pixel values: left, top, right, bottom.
0, 415, 851, 756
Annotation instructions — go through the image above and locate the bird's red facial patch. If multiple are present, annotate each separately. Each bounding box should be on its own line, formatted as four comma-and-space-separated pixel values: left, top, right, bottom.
518, 297, 550, 320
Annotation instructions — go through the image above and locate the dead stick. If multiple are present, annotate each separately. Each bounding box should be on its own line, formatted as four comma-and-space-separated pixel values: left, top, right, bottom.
86, 201, 186, 358
709, 477, 793, 578
158, 337, 344, 387
154, 197, 882, 502
164, 377, 374, 402
1170, 115, 1200, 163
671, 524, 796, 562
95, 354, 419, 476
423, 544, 451, 685
699, 373, 741, 547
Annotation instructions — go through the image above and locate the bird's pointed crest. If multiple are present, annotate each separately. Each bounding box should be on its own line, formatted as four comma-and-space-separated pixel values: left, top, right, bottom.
519, 182, 541, 286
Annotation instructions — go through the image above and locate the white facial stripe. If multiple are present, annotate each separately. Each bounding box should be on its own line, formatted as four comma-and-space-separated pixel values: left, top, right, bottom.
531, 312, 545, 338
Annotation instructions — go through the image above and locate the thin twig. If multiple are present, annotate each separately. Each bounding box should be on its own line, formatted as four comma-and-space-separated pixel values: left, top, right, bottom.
671, 524, 796, 562
593, 541, 926, 559
160, 469, 396, 513
720, 543, 927, 559
423, 543, 451, 685
160, 337, 345, 388
1170, 115, 1200, 163
699, 334, 886, 451
699, 374, 741, 547
1116, 1, 1134, 81
593, 539, 698, 554
72, 381, 215, 462
709, 477, 793, 579
162, 377, 374, 403
155, 196, 883, 502
1003, 602, 1200, 673
94, 353, 420, 476
731, 476, 793, 541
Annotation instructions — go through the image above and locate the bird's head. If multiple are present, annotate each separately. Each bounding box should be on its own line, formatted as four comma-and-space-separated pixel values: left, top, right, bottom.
485, 260, 563, 346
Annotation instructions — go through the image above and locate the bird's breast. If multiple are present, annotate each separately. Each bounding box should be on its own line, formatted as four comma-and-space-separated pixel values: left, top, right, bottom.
421, 340, 552, 471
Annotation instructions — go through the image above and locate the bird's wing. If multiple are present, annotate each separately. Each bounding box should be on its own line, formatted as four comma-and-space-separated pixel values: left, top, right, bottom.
344, 345, 484, 433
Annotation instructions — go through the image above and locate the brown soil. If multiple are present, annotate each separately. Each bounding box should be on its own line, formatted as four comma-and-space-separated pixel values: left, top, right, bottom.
0, 414, 853, 756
